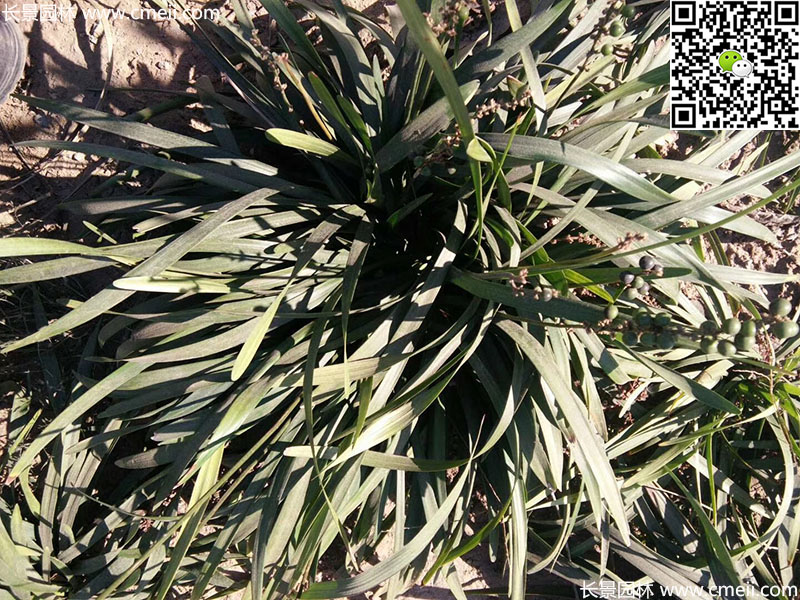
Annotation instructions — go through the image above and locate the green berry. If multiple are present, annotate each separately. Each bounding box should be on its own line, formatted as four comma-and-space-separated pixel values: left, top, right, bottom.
722, 318, 741, 335
657, 332, 676, 350
622, 330, 639, 345
635, 312, 652, 327
605, 305, 619, 320
620, 271, 635, 285
652, 264, 664, 277
772, 320, 800, 339
770, 298, 792, 317
700, 337, 718, 354
735, 334, 756, 351
621, 5, 636, 19
420, 166, 431, 176
609, 21, 624, 37
633, 276, 646, 289
601, 43, 614, 56
413, 156, 425, 168
639, 255, 655, 271
700, 320, 718, 335
740, 320, 757, 337
622, 288, 638, 301
540, 288, 553, 302
640, 332, 656, 346
719, 340, 737, 357
654, 313, 671, 327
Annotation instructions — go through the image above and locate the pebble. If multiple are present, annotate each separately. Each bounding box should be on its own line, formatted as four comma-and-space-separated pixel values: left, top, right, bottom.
34, 113, 52, 128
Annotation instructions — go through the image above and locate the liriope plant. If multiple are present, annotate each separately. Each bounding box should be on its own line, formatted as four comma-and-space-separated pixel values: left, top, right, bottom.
2, 0, 799, 599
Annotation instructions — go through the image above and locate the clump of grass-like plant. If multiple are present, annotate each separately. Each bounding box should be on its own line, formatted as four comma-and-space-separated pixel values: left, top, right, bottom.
2, 1, 800, 599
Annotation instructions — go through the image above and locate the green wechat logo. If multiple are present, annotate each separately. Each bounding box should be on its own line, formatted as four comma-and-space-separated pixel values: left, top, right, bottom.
718, 50, 753, 77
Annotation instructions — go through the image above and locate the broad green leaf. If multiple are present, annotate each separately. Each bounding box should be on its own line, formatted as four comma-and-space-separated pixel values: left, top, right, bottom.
15, 141, 263, 193
0, 238, 106, 258
639, 146, 800, 228
466, 138, 493, 162
265, 128, 357, 164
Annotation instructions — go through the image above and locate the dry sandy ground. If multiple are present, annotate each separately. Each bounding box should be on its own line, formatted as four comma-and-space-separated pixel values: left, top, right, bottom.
1, 0, 223, 232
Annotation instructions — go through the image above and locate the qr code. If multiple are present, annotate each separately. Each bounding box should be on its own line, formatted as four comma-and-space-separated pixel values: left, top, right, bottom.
671, 0, 800, 129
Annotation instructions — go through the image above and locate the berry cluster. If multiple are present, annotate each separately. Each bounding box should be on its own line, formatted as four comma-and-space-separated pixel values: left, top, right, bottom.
605, 294, 798, 356
696, 299, 798, 356
597, 257, 798, 357
617, 255, 663, 301
598, 2, 636, 56
618, 308, 677, 350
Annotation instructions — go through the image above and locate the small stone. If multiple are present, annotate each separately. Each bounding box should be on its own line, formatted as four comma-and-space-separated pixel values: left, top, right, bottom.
34, 113, 53, 129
